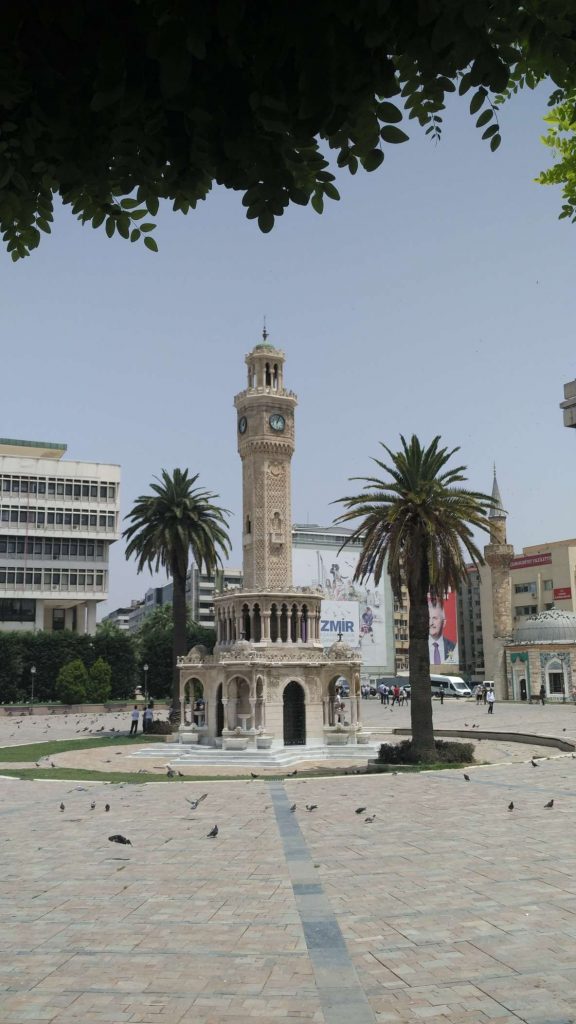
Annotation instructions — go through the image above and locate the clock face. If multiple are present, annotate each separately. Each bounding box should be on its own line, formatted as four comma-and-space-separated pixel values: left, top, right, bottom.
269, 413, 285, 433
238, 416, 247, 434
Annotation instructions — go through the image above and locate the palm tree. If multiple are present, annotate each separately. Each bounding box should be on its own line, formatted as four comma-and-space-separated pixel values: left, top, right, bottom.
124, 469, 230, 719
336, 435, 496, 762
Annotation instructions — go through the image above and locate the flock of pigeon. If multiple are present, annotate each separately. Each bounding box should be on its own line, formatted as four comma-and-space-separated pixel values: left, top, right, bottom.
462, 752, 565, 809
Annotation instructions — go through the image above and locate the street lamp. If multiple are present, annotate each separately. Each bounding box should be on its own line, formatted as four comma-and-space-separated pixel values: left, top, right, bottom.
143, 663, 149, 703
30, 664, 36, 708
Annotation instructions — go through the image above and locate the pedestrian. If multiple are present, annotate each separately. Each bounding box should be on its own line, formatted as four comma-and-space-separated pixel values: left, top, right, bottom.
487, 687, 495, 714
143, 704, 154, 732
378, 682, 386, 705
539, 684, 546, 706
440, 683, 445, 705
475, 684, 483, 706
483, 681, 489, 705
402, 686, 410, 704
129, 705, 140, 736
391, 685, 400, 707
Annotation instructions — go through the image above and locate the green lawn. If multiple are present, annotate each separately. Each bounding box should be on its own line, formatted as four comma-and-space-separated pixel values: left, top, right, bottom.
0, 734, 160, 762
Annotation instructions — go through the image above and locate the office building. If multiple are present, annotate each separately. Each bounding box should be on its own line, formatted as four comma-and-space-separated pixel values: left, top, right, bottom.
0, 437, 120, 634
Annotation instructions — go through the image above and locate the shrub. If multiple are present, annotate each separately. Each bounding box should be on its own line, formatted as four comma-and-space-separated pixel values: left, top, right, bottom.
146, 719, 174, 735
377, 738, 475, 765
55, 659, 88, 705
86, 658, 112, 702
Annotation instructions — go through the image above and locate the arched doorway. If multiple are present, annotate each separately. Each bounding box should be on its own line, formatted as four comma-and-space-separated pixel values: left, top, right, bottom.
283, 681, 306, 745
216, 683, 224, 737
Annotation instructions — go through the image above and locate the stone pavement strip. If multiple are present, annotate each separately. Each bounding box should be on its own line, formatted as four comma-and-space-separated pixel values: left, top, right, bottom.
2, 703, 576, 1022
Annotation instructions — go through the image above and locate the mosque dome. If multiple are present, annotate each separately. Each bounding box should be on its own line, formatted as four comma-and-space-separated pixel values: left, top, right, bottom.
514, 609, 576, 643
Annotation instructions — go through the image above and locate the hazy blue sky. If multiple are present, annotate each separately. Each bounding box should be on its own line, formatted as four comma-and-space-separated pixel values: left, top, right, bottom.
3, 85, 575, 612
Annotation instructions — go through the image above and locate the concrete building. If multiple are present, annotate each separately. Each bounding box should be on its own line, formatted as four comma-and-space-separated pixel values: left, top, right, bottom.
560, 378, 576, 428
177, 336, 368, 751
291, 523, 396, 682
189, 566, 243, 629
457, 567, 485, 683
0, 437, 120, 634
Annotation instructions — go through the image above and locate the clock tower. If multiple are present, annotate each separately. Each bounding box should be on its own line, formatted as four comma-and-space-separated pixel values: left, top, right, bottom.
234, 334, 297, 590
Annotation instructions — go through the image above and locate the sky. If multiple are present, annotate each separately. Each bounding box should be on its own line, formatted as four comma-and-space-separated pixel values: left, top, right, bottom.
2, 84, 576, 614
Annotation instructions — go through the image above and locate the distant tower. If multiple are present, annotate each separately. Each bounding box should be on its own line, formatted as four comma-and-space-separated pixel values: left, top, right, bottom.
483, 468, 514, 700
234, 334, 297, 590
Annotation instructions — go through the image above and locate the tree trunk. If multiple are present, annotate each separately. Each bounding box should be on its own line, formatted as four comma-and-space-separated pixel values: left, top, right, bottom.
170, 567, 188, 724
407, 554, 436, 762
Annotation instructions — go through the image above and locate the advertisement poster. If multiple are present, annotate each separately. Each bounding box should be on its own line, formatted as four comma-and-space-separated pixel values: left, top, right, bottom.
428, 591, 459, 667
292, 545, 388, 667
319, 600, 360, 647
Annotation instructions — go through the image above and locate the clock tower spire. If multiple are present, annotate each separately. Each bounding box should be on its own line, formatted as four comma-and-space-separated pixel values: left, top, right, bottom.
234, 337, 297, 590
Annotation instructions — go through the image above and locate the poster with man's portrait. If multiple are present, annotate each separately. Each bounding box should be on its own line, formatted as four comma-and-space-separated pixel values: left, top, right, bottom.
428, 592, 459, 667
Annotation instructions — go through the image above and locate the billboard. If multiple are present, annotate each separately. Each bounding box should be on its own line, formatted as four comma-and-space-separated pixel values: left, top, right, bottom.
292, 543, 388, 668
428, 592, 459, 668
319, 600, 360, 647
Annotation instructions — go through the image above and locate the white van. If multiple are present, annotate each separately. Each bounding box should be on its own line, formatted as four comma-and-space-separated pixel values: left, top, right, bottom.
429, 674, 472, 699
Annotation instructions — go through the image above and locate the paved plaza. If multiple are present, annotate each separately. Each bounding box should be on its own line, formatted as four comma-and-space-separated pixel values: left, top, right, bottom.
1, 701, 576, 1023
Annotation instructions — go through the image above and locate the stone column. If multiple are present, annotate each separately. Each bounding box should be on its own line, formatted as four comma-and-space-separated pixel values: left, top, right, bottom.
262, 611, 270, 641
227, 698, 237, 729
296, 610, 302, 642
86, 600, 97, 636
34, 599, 45, 631
76, 603, 86, 635
249, 697, 256, 728
180, 697, 185, 726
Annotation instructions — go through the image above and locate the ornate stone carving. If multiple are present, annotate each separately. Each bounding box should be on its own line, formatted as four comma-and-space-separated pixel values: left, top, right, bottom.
326, 640, 361, 662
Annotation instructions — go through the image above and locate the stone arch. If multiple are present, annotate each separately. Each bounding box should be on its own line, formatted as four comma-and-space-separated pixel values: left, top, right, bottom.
545, 657, 566, 698
253, 603, 262, 642
265, 361, 271, 387
242, 603, 251, 641
216, 682, 224, 737
325, 674, 351, 726
270, 603, 279, 642
183, 677, 204, 725
283, 680, 306, 745
280, 603, 288, 642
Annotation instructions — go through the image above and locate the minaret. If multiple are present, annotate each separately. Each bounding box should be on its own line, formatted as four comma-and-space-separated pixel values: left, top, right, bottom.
483, 467, 514, 700
234, 332, 297, 590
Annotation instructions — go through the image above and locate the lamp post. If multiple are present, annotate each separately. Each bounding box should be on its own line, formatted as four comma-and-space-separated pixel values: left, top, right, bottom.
30, 664, 36, 710
143, 663, 149, 703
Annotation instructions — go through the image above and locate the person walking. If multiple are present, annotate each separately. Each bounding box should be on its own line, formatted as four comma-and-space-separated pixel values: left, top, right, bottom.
440, 683, 445, 705
391, 684, 400, 707
487, 687, 495, 714
483, 681, 489, 705
129, 705, 140, 736
402, 686, 410, 705
378, 682, 386, 705
539, 684, 546, 706
143, 704, 154, 732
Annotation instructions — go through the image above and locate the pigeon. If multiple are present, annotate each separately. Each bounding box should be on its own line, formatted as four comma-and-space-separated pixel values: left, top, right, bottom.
250, 772, 259, 779
531, 759, 539, 767
186, 794, 208, 810
108, 834, 132, 845
105, 804, 110, 812
305, 804, 317, 812
177, 771, 184, 778
508, 801, 514, 811
290, 803, 296, 813
463, 774, 470, 782
364, 815, 376, 823
465, 723, 469, 728
90, 801, 96, 810
544, 799, 554, 808
355, 807, 367, 814
166, 767, 176, 778
207, 825, 218, 838
50, 761, 56, 768
287, 769, 298, 777
59, 802, 65, 812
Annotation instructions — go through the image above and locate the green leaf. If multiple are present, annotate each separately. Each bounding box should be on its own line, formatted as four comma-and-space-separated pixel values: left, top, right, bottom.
258, 209, 274, 232
380, 125, 409, 144
147, 197, 160, 216
482, 124, 499, 140
144, 235, 159, 252
311, 192, 324, 214
362, 149, 385, 172
378, 101, 403, 123
120, 197, 140, 209
323, 182, 340, 201
105, 217, 115, 238
139, 223, 156, 232
130, 228, 141, 242
91, 210, 106, 229
470, 90, 486, 115
490, 134, 501, 151
476, 109, 493, 128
